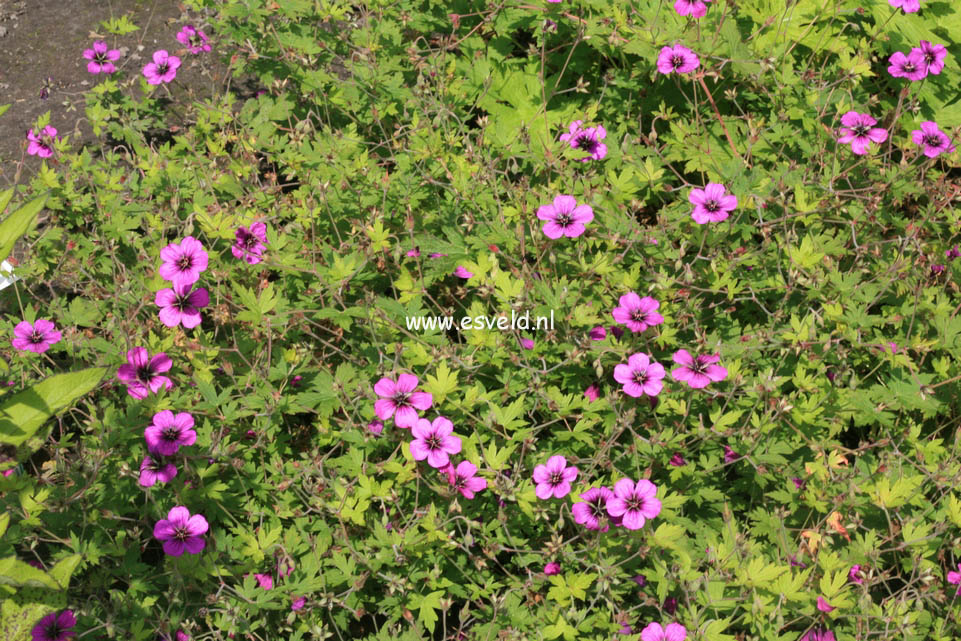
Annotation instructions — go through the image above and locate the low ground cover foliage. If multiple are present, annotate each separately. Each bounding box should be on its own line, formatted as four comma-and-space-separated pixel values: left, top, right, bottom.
1, 0, 961, 639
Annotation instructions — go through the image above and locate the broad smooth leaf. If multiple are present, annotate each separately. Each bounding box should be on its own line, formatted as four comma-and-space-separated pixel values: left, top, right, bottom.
0, 192, 48, 264
0, 558, 60, 589
0, 368, 106, 447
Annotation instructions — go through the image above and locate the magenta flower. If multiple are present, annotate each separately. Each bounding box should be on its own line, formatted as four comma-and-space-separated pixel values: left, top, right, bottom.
406, 248, 420, 257
889, 0, 920, 12
454, 266, 473, 279
544, 562, 561, 575
816, 596, 835, 612
640, 622, 687, 641
159, 236, 208, 288
946, 246, 961, 260
31, 610, 76, 641
671, 349, 727, 389
614, 353, 666, 398
589, 326, 607, 340
519, 337, 535, 350
849, 564, 864, 585
368, 420, 384, 435
799, 629, 836, 641
116, 347, 173, 399
176, 25, 211, 54
145, 410, 197, 456
139, 456, 177, 487
445, 460, 487, 499
254, 573, 273, 590
83, 41, 121, 74
606, 478, 661, 530
559, 120, 583, 146
674, 0, 711, 17
143, 50, 181, 85
572, 486, 615, 531
632, 574, 647, 587
912, 121, 955, 158
12, 319, 62, 353
657, 44, 699, 74
410, 416, 462, 468
947, 562, 961, 594
689, 182, 737, 224
724, 445, 740, 463
232, 222, 268, 264
429, 252, 447, 258
291, 596, 306, 611
612, 292, 664, 333
533, 455, 578, 499
561, 122, 607, 161
888, 50, 927, 81
932, 264, 946, 275
792, 477, 806, 489
536, 195, 594, 239
669, 453, 687, 466
914, 40, 947, 75
26, 126, 58, 158
373, 373, 433, 428
155, 282, 209, 329
584, 383, 600, 402
837, 111, 888, 155
663, 597, 678, 614
153, 506, 208, 556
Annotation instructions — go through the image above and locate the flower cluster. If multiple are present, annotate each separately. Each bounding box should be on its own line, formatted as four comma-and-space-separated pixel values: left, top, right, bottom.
156, 236, 209, 329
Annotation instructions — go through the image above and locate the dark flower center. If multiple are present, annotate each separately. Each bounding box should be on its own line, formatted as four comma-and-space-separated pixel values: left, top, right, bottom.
44, 622, 63, 638
576, 134, 598, 153
672, 55, 683, 68
902, 61, 916, 72
633, 371, 648, 386
173, 525, 190, 541
95, 52, 108, 63
426, 435, 442, 450
162, 427, 181, 443
392, 392, 411, 407
174, 292, 195, 311
852, 125, 869, 137
689, 359, 707, 374
30, 330, 45, 344
924, 134, 943, 147
137, 365, 154, 383
555, 213, 572, 226
589, 497, 606, 518
550, 472, 563, 485
243, 233, 258, 249
453, 475, 466, 490
630, 309, 647, 323
178, 255, 192, 271
157, 62, 169, 74
704, 199, 719, 212
923, 51, 935, 65
625, 495, 644, 512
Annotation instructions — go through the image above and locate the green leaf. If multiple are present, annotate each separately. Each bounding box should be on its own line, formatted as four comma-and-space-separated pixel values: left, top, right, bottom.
47, 555, 82, 589
0, 193, 48, 264
0, 513, 7, 539
0, 558, 60, 589
413, 589, 444, 634
1, 599, 55, 641
0, 368, 106, 447
0, 105, 9, 119
0, 189, 13, 215
423, 362, 458, 404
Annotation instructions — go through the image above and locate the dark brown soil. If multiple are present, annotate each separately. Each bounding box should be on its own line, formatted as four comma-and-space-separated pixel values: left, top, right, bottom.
0, 0, 233, 188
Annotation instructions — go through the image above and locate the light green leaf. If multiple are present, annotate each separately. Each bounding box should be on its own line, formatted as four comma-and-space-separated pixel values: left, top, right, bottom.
0, 193, 48, 264
47, 555, 82, 589
0, 368, 106, 447
0, 558, 60, 589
